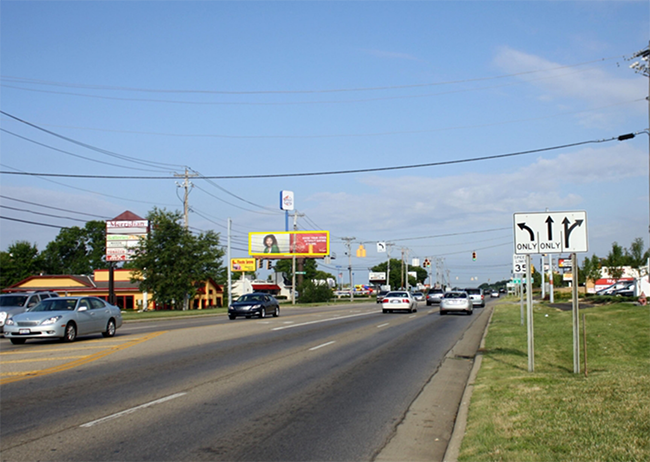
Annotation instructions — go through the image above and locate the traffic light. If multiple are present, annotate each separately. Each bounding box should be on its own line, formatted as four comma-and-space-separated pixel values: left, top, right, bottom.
258, 259, 263, 269
267, 260, 272, 270
472, 251, 476, 261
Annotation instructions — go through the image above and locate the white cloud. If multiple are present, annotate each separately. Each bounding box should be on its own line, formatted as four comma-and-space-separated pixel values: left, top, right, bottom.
305, 142, 647, 238
492, 47, 645, 126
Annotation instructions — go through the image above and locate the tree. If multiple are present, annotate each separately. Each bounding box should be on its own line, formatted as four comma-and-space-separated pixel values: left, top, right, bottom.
297, 280, 333, 303
370, 258, 427, 290
580, 254, 602, 285
129, 208, 225, 309
625, 237, 649, 277
603, 242, 626, 279
0, 241, 43, 289
41, 221, 108, 274
273, 259, 334, 283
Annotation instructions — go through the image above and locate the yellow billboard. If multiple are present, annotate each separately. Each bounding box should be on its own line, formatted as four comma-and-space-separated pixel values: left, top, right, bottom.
231, 258, 256, 272
249, 231, 330, 257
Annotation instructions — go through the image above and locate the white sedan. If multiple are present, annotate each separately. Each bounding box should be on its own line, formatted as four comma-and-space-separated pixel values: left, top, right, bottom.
381, 291, 417, 313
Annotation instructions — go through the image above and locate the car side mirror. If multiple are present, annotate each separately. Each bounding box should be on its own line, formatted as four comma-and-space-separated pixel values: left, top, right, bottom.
78, 306, 88, 312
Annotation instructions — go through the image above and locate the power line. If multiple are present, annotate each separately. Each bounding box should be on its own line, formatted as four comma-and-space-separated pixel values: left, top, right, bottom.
0, 133, 635, 180
0, 56, 621, 94
0, 204, 91, 223
1, 215, 69, 229
0, 195, 111, 219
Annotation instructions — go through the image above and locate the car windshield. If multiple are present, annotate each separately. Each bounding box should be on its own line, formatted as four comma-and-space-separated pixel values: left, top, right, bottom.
387, 292, 409, 298
444, 292, 467, 299
30, 299, 77, 312
465, 289, 480, 294
238, 294, 264, 302
0, 295, 28, 307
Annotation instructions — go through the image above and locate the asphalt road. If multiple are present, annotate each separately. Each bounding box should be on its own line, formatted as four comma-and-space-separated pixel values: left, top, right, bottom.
0, 300, 490, 461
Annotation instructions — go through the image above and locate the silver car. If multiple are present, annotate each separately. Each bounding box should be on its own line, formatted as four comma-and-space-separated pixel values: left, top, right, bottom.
440, 291, 473, 315
3, 296, 123, 344
0, 292, 59, 334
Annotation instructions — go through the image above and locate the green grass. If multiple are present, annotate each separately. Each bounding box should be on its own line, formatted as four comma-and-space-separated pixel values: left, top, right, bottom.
459, 301, 650, 462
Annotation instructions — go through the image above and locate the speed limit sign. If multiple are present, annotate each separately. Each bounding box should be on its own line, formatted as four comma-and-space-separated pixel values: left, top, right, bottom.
513, 254, 527, 274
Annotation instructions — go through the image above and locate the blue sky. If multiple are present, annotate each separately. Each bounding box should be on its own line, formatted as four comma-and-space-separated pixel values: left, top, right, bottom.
1, 1, 648, 287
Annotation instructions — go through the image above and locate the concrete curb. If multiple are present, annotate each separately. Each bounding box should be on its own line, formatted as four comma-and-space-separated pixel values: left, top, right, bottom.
374, 305, 494, 462
443, 306, 495, 462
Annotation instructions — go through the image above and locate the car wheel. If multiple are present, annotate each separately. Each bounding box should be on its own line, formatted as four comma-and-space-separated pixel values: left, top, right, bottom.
273, 307, 279, 317
413, 307, 417, 313
468, 310, 473, 315
229, 314, 237, 320
102, 319, 116, 338
259, 308, 266, 319
10, 338, 26, 345
440, 310, 446, 315
383, 309, 387, 313
62, 323, 77, 342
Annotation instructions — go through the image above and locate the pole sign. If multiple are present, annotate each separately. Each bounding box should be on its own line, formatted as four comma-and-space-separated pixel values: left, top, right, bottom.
280, 190, 294, 211
514, 211, 587, 255
513, 254, 527, 275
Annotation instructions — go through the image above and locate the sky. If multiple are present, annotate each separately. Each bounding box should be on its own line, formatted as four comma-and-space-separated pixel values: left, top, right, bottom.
1, 1, 648, 288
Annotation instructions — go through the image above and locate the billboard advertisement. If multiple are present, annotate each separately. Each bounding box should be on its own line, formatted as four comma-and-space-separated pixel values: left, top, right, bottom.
249, 231, 329, 257
231, 258, 256, 272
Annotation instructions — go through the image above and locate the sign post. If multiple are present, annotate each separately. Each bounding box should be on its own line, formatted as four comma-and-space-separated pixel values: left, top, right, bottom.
514, 211, 588, 374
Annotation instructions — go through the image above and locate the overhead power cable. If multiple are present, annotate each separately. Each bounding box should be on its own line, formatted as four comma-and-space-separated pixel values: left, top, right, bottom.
1, 111, 186, 171
0, 133, 637, 180
1, 215, 69, 229
0, 56, 620, 94
0, 195, 110, 219
0, 204, 90, 223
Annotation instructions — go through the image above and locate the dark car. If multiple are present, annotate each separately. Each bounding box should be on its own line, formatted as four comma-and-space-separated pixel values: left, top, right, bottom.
376, 290, 390, 303
0, 292, 59, 334
229, 293, 280, 320
426, 288, 445, 305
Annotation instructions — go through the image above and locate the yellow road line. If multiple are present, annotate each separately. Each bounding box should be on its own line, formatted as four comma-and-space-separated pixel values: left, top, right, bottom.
3, 356, 88, 364
0, 338, 138, 356
0, 331, 167, 385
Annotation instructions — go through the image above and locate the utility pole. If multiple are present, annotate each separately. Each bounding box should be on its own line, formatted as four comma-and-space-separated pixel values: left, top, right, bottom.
386, 242, 394, 290
174, 167, 198, 229
627, 43, 650, 236
289, 211, 306, 305
342, 237, 355, 301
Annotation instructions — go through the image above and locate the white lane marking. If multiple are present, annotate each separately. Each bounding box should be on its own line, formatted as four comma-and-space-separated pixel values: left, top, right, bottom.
309, 341, 336, 351
80, 393, 187, 428
409, 315, 417, 318
377, 323, 390, 328
272, 310, 378, 331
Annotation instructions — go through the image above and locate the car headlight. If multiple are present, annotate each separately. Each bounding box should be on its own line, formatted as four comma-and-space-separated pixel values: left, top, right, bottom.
5, 317, 15, 326
0, 312, 6, 323
41, 316, 62, 326
252, 304, 261, 309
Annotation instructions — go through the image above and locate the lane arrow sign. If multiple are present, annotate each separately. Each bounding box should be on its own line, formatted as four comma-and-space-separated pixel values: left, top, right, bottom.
545, 216, 554, 240
563, 218, 584, 248
517, 223, 535, 241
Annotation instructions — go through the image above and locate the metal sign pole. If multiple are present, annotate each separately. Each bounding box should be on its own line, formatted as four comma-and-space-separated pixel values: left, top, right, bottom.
572, 252, 580, 373
520, 279, 524, 326
526, 254, 534, 372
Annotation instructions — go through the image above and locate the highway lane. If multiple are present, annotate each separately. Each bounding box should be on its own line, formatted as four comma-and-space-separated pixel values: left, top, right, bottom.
0, 301, 485, 461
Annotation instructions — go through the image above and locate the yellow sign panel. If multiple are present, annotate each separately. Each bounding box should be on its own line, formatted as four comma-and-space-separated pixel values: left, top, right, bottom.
231, 258, 256, 272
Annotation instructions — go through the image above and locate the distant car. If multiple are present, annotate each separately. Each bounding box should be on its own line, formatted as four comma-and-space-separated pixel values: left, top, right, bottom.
440, 291, 473, 315
0, 292, 59, 334
229, 293, 279, 320
426, 288, 445, 305
3, 296, 122, 344
464, 288, 485, 307
491, 290, 500, 298
376, 290, 390, 303
412, 291, 425, 302
381, 291, 417, 313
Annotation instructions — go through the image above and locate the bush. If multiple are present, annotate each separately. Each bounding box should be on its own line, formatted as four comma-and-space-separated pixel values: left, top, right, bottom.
297, 280, 333, 303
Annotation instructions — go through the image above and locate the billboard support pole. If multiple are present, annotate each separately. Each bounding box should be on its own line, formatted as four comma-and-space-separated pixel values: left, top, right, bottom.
108, 262, 116, 306
227, 218, 232, 308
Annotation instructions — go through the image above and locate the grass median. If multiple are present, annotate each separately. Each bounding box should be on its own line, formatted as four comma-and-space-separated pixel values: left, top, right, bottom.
459, 300, 649, 462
